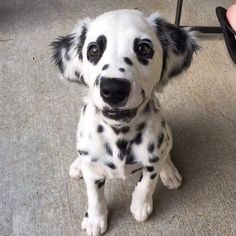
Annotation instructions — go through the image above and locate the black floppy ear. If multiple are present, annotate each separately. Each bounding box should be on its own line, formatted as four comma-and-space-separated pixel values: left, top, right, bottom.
147, 12, 199, 90
50, 18, 91, 85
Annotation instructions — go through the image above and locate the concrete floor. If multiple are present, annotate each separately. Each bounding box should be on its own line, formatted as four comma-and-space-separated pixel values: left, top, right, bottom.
0, 0, 236, 235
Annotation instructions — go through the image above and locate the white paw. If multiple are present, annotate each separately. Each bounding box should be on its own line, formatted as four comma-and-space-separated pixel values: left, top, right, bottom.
130, 194, 153, 222
160, 161, 182, 189
69, 158, 82, 179
81, 212, 107, 236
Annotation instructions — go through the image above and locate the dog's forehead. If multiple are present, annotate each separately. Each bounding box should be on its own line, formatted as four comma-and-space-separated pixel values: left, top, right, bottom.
88, 10, 151, 39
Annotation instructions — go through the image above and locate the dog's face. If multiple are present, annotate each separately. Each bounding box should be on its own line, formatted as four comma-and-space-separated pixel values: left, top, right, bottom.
51, 10, 198, 123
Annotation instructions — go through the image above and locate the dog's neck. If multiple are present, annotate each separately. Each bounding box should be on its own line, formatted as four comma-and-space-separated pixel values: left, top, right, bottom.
89, 94, 160, 128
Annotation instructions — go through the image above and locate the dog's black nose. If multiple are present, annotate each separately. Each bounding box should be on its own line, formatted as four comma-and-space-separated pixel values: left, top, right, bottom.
100, 77, 131, 106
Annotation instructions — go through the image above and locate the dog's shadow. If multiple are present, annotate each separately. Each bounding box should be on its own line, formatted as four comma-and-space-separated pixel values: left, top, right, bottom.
107, 115, 231, 227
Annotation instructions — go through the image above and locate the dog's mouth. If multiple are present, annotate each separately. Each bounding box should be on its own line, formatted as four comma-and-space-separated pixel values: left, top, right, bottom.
102, 107, 138, 121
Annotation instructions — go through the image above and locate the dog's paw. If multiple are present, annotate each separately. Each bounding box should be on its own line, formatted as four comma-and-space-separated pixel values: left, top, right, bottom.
160, 160, 182, 189
130, 194, 153, 222
81, 212, 107, 236
69, 158, 82, 179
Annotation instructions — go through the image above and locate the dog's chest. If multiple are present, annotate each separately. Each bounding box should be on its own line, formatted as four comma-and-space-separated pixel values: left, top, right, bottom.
77, 105, 172, 179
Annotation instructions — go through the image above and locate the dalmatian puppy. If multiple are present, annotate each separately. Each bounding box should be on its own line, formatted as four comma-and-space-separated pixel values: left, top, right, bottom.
51, 9, 198, 236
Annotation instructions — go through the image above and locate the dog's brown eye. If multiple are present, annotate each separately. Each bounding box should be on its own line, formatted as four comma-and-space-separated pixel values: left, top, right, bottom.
138, 43, 152, 57
88, 43, 100, 57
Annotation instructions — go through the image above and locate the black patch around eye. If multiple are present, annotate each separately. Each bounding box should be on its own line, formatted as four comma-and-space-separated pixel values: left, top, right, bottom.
77, 26, 88, 60
133, 38, 154, 66
124, 57, 133, 66
85, 212, 88, 217
87, 35, 107, 65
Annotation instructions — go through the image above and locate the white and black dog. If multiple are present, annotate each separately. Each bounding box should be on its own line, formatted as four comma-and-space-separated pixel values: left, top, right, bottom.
51, 9, 198, 236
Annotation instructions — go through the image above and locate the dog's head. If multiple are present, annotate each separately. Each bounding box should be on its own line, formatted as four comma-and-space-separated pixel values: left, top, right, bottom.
51, 10, 198, 124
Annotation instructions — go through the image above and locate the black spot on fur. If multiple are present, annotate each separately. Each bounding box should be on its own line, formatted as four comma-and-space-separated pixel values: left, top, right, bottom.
65, 54, 70, 60
112, 126, 130, 134
147, 166, 154, 172
148, 142, 155, 153
78, 150, 89, 155
80, 75, 88, 87
119, 68, 125, 72
158, 133, 164, 149
139, 173, 143, 182
105, 162, 116, 169
85, 212, 88, 217
121, 126, 130, 133
136, 122, 146, 131
143, 102, 150, 113
150, 173, 157, 179
83, 105, 87, 114
133, 132, 142, 145
124, 57, 133, 66
75, 71, 80, 79
102, 64, 109, 70
117, 139, 128, 160
125, 149, 136, 164
141, 89, 145, 99
95, 179, 105, 188
149, 155, 159, 163
87, 35, 107, 65
132, 167, 142, 174
94, 75, 100, 87
105, 143, 113, 156
161, 120, 166, 127
97, 125, 104, 133
77, 26, 88, 60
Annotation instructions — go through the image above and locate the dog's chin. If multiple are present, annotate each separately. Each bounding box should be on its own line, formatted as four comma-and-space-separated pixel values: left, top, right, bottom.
102, 107, 138, 123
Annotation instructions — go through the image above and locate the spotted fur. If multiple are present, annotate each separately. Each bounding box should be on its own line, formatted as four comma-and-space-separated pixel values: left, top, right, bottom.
52, 9, 197, 236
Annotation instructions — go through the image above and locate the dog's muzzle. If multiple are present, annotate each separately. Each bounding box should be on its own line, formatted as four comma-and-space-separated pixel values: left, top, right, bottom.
100, 77, 131, 107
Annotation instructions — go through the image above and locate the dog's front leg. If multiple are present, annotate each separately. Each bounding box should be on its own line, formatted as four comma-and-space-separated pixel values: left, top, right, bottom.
81, 166, 108, 236
130, 167, 159, 222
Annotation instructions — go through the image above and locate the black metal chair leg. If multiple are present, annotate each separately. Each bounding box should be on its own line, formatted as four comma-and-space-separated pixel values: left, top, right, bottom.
175, 0, 183, 26
174, 0, 222, 33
